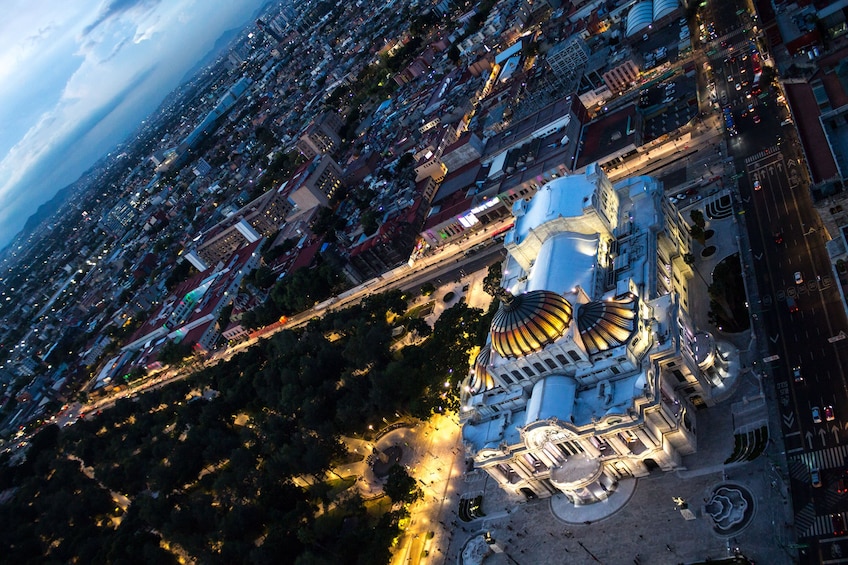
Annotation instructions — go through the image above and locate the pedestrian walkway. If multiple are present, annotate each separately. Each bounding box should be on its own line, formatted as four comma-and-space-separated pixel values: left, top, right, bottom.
549, 478, 637, 524
789, 444, 848, 474
794, 506, 841, 538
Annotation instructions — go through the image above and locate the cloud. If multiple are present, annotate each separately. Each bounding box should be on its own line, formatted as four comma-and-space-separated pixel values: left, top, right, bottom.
132, 17, 161, 44
0, 65, 156, 244
0, 0, 270, 248
99, 37, 129, 63
82, 0, 161, 36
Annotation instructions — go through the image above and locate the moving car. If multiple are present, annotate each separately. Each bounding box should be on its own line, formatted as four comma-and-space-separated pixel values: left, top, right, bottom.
795, 271, 804, 284
787, 296, 798, 313
793, 366, 803, 382
826, 405, 836, 422
833, 514, 846, 536
754, 180, 762, 191
813, 406, 822, 424
774, 231, 783, 244
838, 471, 848, 494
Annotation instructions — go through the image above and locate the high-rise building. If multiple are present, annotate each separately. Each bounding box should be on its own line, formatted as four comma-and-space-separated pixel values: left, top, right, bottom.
461, 165, 736, 504
285, 154, 345, 215
99, 198, 139, 236
602, 59, 640, 94
187, 155, 344, 268
295, 112, 344, 159
192, 190, 290, 269
256, 18, 284, 44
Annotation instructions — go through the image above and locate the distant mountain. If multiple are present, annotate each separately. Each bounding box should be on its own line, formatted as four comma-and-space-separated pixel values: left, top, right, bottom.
180, 27, 242, 84
21, 184, 75, 234
179, 1, 272, 84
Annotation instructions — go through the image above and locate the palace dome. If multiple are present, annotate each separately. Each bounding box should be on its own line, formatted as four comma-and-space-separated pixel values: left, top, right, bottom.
490, 290, 573, 359
469, 344, 495, 394
577, 295, 638, 355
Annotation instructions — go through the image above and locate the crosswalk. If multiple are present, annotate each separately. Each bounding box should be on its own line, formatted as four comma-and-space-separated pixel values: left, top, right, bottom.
744, 146, 780, 165
802, 511, 843, 538
790, 444, 848, 473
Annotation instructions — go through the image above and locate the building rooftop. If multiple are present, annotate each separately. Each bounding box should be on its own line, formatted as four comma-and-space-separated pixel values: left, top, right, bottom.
576, 104, 639, 169
784, 82, 839, 183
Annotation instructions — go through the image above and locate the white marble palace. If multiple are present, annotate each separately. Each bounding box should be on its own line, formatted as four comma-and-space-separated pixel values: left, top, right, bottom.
460, 164, 735, 505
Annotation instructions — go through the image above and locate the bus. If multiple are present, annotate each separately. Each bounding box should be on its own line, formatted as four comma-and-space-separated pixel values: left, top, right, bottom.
751, 71, 762, 95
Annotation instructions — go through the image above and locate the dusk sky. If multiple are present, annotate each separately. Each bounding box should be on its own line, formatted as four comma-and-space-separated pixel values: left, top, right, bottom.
0, 0, 268, 249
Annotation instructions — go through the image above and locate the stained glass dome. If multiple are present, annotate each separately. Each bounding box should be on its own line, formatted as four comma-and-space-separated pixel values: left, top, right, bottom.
577, 296, 638, 355
490, 290, 574, 359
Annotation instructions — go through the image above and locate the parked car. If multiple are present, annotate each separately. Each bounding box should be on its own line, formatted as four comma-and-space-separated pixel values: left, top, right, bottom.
812, 468, 823, 487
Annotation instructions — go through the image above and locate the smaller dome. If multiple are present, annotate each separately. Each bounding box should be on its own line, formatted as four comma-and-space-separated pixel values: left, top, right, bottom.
577, 295, 638, 355
490, 290, 573, 359
470, 345, 495, 393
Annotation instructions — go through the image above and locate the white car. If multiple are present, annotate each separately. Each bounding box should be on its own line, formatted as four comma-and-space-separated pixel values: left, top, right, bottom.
794, 271, 804, 284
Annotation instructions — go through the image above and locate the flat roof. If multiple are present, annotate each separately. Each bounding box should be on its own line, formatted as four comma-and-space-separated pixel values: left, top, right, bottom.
784, 82, 838, 183
484, 98, 575, 158
432, 161, 483, 204
576, 104, 639, 169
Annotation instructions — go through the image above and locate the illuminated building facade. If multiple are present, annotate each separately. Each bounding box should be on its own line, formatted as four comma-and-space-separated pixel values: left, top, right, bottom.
461, 165, 736, 504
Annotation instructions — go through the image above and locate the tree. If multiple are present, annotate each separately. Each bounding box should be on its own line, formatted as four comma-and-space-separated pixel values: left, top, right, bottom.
689, 224, 705, 245
761, 65, 777, 88
251, 265, 277, 290
361, 210, 379, 237
447, 45, 461, 65
398, 153, 415, 173
310, 207, 344, 241
165, 260, 197, 292
158, 340, 194, 366
420, 282, 435, 297
482, 261, 503, 296
383, 464, 420, 504
689, 209, 706, 229
405, 317, 432, 338
217, 303, 234, 329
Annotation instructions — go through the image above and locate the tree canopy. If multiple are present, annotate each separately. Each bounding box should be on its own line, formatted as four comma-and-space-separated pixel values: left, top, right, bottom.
0, 287, 493, 563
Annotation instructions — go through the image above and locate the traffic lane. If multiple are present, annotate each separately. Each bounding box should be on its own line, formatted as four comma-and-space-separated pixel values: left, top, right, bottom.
781, 286, 848, 430
741, 163, 837, 445
399, 247, 506, 295
742, 171, 818, 445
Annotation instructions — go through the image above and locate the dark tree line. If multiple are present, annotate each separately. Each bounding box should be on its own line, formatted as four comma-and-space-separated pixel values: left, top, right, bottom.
0, 289, 495, 564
